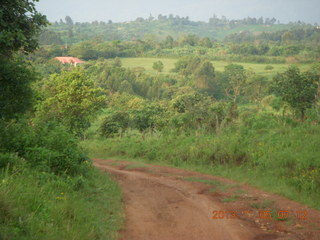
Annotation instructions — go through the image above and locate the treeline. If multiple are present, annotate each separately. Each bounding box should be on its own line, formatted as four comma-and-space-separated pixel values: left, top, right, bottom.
209, 15, 278, 27
37, 14, 320, 64
39, 14, 312, 44
35, 35, 213, 60
226, 26, 320, 43
35, 32, 319, 64
34, 56, 320, 125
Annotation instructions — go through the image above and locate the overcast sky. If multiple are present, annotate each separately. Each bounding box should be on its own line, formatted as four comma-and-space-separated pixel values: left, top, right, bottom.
36, 0, 320, 24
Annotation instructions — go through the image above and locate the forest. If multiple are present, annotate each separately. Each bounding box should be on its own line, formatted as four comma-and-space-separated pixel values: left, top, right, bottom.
0, 1, 319, 239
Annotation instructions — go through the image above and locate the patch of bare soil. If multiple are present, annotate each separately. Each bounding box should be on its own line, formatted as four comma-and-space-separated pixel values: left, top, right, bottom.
94, 159, 320, 240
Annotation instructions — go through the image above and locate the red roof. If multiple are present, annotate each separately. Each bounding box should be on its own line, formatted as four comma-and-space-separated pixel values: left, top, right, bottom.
54, 57, 85, 64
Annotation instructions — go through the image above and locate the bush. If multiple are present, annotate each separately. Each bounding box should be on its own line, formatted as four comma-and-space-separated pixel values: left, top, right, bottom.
265, 65, 274, 70
100, 112, 130, 137
0, 119, 87, 176
0, 153, 24, 169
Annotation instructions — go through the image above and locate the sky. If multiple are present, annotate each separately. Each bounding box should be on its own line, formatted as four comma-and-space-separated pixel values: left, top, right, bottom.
36, 0, 320, 24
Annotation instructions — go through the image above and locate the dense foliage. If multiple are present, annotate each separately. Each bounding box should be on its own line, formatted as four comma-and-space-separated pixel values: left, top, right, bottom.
36, 69, 106, 136
2, 1, 320, 237
271, 66, 318, 119
0, 2, 122, 239
0, 0, 47, 119
0, 0, 48, 56
36, 15, 320, 64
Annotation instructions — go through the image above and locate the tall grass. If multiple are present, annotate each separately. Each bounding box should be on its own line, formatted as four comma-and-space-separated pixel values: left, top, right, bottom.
82, 114, 320, 210
0, 120, 123, 240
0, 165, 123, 240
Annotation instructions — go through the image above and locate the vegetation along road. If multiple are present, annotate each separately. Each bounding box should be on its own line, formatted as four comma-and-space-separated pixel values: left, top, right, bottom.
2, 0, 320, 239
94, 159, 320, 240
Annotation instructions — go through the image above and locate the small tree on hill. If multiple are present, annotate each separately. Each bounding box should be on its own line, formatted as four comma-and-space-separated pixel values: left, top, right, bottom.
194, 60, 215, 89
153, 61, 164, 73
271, 66, 318, 120
221, 64, 247, 103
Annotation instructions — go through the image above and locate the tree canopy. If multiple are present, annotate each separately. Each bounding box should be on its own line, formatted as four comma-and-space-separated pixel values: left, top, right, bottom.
36, 69, 106, 136
0, 0, 47, 119
0, 0, 48, 57
272, 66, 318, 119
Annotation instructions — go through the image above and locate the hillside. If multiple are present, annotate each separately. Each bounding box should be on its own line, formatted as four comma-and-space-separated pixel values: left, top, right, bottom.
41, 15, 295, 44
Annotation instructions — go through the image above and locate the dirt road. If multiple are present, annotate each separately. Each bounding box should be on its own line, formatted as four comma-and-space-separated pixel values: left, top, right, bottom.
94, 159, 320, 240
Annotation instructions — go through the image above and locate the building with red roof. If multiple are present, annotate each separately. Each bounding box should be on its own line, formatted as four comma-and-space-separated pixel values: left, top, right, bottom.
54, 57, 85, 66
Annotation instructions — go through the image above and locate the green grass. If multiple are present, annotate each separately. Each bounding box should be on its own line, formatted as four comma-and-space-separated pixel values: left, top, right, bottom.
0, 166, 123, 240
184, 177, 234, 192
121, 57, 312, 78
221, 195, 240, 203
124, 163, 148, 170
121, 57, 177, 75
234, 188, 247, 195
184, 177, 221, 185
81, 116, 320, 211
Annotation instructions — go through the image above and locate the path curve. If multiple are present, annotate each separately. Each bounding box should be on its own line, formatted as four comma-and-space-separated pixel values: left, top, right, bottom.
94, 159, 320, 240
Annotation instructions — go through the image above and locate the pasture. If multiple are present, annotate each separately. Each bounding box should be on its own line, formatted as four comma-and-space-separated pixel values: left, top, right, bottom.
121, 57, 312, 78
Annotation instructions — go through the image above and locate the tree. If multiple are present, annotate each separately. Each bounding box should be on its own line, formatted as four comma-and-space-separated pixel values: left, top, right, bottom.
194, 61, 215, 89
0, 57, 36, 119
39, 30, 63, 45
171, 93, 218, 131
69, 41, 97, 60
222, 64, 247, 103
119, 80, 134, 94
112, 57, 122, 67
65, 16, 74, 26
281, 31, 293, 43
131, 103, 165, 133
162, 35, 174, 49
199, 37, 212, 48
0, 0, 48, 57
178, 34, 199, 47
153, 61, 164, 73
100, 111, 130, 137
0, 0, 47, 119
173, 56, 202, 77
244, 74, 268, 103
36, 69, 106, 136
271, 66, 318, 120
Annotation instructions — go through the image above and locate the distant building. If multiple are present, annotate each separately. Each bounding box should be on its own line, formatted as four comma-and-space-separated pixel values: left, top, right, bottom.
54, 57, 85, 66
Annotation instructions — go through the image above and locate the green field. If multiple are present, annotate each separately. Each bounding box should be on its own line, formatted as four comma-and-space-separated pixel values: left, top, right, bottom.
121, 57, 312, 78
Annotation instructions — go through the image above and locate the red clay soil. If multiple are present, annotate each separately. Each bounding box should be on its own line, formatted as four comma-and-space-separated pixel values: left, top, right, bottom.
94, 159, 320, 240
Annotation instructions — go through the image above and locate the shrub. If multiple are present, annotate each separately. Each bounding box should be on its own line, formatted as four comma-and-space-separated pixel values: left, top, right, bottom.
0, 153, 24, 169
0, 119, 87, 176
265, 65, 274, 70
100, 112, 130, 137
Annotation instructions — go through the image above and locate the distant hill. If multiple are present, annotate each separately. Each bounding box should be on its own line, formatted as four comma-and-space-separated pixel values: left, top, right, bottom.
40, 15, 308, 45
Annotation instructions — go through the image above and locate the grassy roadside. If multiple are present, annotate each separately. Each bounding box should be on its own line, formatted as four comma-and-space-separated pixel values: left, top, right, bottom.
0, 165, 123, 240
0, 121, 124, 240
81, 121, 320, 211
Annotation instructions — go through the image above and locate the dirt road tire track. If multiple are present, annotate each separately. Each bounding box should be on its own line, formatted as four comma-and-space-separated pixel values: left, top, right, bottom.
94, 159, 320, 240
